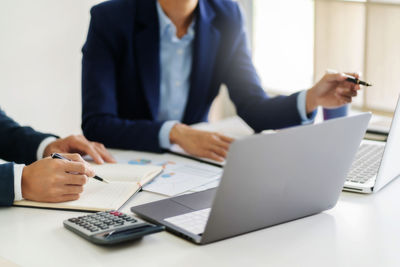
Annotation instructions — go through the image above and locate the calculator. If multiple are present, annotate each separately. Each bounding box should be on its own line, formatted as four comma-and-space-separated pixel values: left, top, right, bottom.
63, 210, 164, 245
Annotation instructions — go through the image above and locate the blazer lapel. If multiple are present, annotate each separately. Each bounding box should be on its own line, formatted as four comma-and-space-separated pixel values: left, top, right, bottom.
134, 0, 160, 120
183, 0, 220, 123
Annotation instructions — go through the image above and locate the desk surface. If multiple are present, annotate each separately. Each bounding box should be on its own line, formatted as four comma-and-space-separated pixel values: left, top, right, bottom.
1, 149, 400, 267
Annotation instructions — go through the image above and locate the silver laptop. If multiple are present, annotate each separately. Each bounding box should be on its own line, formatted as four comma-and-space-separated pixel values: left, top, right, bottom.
131, 113, 371, 244
344, 97, 400, 193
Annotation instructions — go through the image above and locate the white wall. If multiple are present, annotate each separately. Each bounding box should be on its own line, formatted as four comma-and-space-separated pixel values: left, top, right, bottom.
0, 0, 103, 137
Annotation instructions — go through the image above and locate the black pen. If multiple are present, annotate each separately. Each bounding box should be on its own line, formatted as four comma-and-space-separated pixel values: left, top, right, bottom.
51, 153, 110, 184
343, 74, 372, 86
327, 69, 372, 86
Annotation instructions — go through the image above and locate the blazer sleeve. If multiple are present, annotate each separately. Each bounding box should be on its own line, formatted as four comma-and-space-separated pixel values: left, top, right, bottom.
221, 4, 303, 133
81, 5, 164, 153
0, 109, 54, 164
0, 163, 15, 206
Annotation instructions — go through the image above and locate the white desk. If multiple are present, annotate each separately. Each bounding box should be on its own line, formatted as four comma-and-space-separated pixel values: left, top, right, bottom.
1, 149, 400, 267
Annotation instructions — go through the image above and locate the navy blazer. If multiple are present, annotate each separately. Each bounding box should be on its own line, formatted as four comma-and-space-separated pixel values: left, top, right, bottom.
0, 109, 53, 206
82, 0, 303, 152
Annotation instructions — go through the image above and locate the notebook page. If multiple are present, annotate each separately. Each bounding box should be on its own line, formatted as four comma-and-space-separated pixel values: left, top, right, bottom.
14, 179, 140, 212
92, 164, 162, 182
60, 179, 139, 210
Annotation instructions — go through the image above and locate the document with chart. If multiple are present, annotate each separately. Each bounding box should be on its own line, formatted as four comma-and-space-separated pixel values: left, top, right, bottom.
143, 162, 222, 196
114, 152, 223, 196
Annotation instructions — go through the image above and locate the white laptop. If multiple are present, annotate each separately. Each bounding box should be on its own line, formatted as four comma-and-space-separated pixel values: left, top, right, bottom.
344, 96, 400, 193
132, 113, 370, 244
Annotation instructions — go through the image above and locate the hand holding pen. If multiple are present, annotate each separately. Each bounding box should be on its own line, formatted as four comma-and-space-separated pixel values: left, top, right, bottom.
21, 153, 97, 203
326, 69, 372, 87
51, 153, 110, 183
306, 69, 371, 112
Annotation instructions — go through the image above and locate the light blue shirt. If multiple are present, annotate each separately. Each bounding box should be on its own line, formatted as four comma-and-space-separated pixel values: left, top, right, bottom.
156, 3, 314, 149
157, 2, 195, 148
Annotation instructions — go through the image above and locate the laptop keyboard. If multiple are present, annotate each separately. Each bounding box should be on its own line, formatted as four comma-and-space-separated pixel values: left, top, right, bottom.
164, 208, 211, 235
346, 143, 385, 184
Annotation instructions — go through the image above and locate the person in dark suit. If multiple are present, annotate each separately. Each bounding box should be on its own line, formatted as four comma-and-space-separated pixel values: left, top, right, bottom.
82, 0, 360, 162
0, 109, 115, 206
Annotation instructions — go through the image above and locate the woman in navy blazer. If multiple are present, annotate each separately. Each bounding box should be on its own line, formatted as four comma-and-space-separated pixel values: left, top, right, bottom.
82, 0, 359, 162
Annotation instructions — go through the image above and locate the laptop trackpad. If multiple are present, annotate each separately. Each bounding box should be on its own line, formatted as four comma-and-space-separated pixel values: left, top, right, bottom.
132, 188, 218, 221
171, 188, 217, 210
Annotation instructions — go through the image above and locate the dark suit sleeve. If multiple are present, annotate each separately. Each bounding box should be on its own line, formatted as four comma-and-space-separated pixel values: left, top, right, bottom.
81, 6, 164, 152
0, 109, 54, 164
222, 4, 303, 133
0, 163, 15, 206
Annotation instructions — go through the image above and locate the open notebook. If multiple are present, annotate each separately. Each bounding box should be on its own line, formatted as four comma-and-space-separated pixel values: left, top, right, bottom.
13, 164, 162, 212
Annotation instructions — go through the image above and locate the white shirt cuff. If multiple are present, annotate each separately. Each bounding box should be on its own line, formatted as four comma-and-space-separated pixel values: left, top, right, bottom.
297, 90, 317, 125
159, 121, 180, 149
13, 164, 25, 201
36, 137, 57, 160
